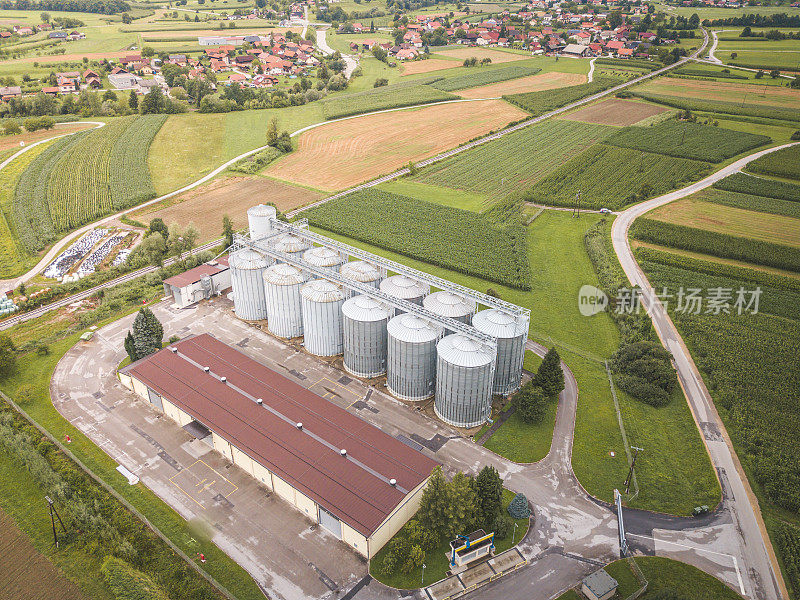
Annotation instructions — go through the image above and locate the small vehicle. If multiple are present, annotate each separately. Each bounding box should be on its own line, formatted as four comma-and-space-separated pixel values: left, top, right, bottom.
692, 505, 710, 517
599, 208, 612, 215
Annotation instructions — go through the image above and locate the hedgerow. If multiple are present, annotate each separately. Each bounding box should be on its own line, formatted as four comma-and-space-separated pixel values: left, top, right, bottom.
429, 64, 542, 91
713, 172, 800, 202
522, 145, 710, 209
631, 218, 800, 272
746, 145, 800, 181
305, 189, 531, 289
628, 92, 800, 123
321, 78, 456, 120
673, 67, 748, 79
503, 76, 623, 116
605, 121, 771, 162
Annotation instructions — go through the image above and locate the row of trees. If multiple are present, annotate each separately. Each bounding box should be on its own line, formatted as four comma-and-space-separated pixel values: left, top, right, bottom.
136, 218, 199, 268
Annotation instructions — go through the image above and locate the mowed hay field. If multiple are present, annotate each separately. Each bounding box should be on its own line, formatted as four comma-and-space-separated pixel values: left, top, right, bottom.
435, 47, 531, 64
401, 58, 462, 76
561, 98, 669, 126
636, 77, 800, 109
457, 72, 585, 99
0, 507, 85, 600
265, 99, 528, 191
136, 176, 323, 242
647, 197, 800, 247
0, 122, 93, 153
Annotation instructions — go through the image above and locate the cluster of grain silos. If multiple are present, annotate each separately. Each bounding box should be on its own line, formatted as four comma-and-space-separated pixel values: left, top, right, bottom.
225, 206, 529, 430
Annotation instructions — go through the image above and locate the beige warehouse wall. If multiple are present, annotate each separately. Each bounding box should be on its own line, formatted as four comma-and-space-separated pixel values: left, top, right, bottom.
295, 490, 318, 521
212, 432, 233, 461
368, 476, 430, 559
341, 521, 368, 557
231, 445, 256, 477
131, 377, 150, 401
272, 474, 296, 505
251, 461, 274, 490
118, 372, 133, 391
162, 398, 182, 423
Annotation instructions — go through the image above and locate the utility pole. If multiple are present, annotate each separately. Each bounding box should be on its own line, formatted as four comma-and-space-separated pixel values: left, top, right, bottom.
572, 191, 581, 218
421, 563, 426, 586
624, 446, 644, 494
46, 495, 66, 548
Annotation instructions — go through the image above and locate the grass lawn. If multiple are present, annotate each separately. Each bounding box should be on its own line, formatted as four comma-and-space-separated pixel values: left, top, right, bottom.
0, 320, 264, 600
557, 556, 744, 599
310, 209, 720, 514
369, 489, 529, 590
483, 402, 557, 463
377, 179, 490, 212
148, 103, 324, 195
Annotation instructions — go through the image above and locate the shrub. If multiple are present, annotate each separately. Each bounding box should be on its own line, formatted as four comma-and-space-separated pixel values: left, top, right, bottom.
373, 77, 388, 87
615, 373, 671, 407
514, 382, 546, 424
492, 514, 512, 538
507, 493, 531, 519
101, 557, 171, 600
612, 341, 676, 407
35, 344, 50, 356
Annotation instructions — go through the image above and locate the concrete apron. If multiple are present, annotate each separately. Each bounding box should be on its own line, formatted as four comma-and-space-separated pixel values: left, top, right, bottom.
425, 548, 527, 600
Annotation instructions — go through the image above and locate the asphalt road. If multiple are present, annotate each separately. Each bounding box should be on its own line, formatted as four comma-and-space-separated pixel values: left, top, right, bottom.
611, 142, 800, 600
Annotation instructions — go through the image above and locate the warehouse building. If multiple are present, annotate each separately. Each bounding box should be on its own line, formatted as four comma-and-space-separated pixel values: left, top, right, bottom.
118, 333, 438, 558
162, 257, 230, 309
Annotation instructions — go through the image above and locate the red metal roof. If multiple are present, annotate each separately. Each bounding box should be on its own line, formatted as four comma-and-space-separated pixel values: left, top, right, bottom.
122, 334, 438, 536
163, 264, 226, 288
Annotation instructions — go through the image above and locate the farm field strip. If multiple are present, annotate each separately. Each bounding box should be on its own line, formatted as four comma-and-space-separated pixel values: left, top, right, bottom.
412, 119, 614, 196
646, 197, 800, 247
559, 98, 669, 126
266, 99, 528, 191
634, 77, 800, 108
456, 71, 585, 98
435, 46, 533, 63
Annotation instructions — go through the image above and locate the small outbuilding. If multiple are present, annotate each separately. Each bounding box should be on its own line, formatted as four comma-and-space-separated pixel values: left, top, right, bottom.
162, 258, 230, 308
581, 568, 619, 600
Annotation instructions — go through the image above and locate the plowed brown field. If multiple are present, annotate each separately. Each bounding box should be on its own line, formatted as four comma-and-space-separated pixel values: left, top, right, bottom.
264, 99, 528, 191
560, 98, 668, 126
457, 72, 585, 99
136, 176, 323, 242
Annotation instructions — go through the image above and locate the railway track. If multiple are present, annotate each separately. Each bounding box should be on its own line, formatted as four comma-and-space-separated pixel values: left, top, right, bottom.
0, 240, 221, 331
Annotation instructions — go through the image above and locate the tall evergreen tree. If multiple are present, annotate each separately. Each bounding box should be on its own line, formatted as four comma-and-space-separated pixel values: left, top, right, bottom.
132, 308, 163, 359
475, 465, 503, 529
515, 382, 546, 424
128, 89, 138, 110
418, 467, 449, 542
444, 472, 480, 539
534, 347, 564, 398
124, 331, 137, 363
222, 215, 234, 248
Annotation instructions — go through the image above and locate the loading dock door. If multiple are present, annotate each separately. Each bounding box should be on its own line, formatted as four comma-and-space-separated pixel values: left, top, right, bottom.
147, 388, 164, 411
318, 507, 342, 539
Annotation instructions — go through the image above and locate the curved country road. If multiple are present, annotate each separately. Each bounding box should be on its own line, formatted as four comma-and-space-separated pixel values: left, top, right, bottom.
612, 141, 800, 600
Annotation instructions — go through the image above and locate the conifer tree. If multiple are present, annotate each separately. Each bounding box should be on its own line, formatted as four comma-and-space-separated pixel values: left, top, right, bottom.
132, 308, 163, 359
534, 347, 564, 398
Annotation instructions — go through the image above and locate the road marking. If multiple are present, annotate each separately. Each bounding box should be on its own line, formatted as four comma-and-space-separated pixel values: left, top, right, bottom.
627, 533, 745, 595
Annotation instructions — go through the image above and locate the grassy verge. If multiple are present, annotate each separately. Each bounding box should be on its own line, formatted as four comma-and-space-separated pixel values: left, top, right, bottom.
369, 489, 529, 590
483, 403, 557, 463
557, 556, 744, 599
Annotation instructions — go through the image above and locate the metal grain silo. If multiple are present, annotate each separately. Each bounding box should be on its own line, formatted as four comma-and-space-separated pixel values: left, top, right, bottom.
380, 275, 429, 306
303, 246, 345, 269
247, 204, 277, 240
435, 334, 496, 428
263, 263, 307, 338
273, 233, 309, 256
386, 314, 444, 401
340, 261, 382, 297
341, 295, 393, 378
300, 279, 345, 356
230, 249, 271, 321
423, 291, 476, 324
472, 309, 527, 396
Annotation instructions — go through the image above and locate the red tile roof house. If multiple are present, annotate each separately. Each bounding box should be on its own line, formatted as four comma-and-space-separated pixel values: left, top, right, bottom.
119, 333, 439, 558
